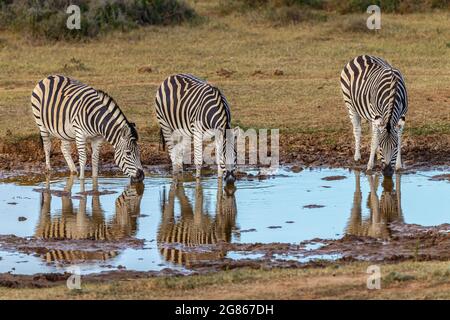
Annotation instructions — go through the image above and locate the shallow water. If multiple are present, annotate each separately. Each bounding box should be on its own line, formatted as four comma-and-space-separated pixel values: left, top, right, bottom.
0, 168, 448, 275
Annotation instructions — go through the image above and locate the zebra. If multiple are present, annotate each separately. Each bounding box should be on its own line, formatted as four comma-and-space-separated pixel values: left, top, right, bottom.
31, 75, 144, 182
340, 55, 408, 175
346, 171, 403, 239
154, 74, 240, 185
157, 178, 237, 266
34, 176, 143, 262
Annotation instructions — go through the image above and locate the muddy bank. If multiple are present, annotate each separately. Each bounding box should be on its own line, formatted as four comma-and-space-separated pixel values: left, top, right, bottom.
0, 133, 449, 172
1, 222, 448, 288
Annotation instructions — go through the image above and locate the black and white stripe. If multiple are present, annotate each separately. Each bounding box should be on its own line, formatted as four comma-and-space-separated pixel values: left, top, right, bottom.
155, 74, 237, 184
31, 75, 144, 181
340, 55, 408, 173
346, 171, 403, 239
157, 179, 237, 266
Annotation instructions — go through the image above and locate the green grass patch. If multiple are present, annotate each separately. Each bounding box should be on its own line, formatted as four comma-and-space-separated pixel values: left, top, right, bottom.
383, 271, 416, 284
407, 123, 450, 136
0, 0, 198, 40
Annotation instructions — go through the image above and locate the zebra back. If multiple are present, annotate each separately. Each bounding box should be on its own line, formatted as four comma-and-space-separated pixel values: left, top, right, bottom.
340, 55, 408, 129
155, 74, 232, 134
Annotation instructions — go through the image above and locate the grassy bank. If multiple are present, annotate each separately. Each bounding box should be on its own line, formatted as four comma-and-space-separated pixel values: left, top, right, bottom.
1, 260, 449, 299
0, 0, 449, 168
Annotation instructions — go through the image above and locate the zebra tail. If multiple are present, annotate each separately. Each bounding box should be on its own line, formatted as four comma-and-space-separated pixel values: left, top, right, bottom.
159, 128, 166, 151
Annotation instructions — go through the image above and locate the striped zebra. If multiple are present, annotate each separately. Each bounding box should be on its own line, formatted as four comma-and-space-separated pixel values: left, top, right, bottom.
157, 178, 237, 266
340, 55, 408, 174
346, 171, 403, 239
31, 75, 144, 182
155, 74, 239, 185
36, 176, 143, 241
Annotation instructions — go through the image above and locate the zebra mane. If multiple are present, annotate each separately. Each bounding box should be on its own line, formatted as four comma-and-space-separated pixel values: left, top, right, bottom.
96, 89, 139, 140
127, 122, 139, 141
385, 69, 398, 131
96, 89, 115, 104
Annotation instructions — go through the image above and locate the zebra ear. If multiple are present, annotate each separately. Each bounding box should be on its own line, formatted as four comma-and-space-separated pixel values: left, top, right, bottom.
397, 116, 405, 129
374, 116, 383, 128
120, 125, 132, 138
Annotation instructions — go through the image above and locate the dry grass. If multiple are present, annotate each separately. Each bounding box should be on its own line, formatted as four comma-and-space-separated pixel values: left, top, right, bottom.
0, 2, 449, 140
1, 260, 449, 299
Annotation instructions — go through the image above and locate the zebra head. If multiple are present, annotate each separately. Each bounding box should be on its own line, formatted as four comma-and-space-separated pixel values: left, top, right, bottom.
375, 116, 404, 176
223, 127, 243, 186
114, 123, 144, 183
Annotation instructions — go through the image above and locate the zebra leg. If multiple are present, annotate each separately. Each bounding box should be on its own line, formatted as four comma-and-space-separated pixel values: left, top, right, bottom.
161, 128, 181, 174
91, 137, 103, 178
395, 128, 403, 170
215, 130, 225, 177
367, 123, 379, 171
60, 141, 77, 174
350, 113, 362, 162
41, 133, 52, 173
193, 130, 203, 179
75, 133, 87, 180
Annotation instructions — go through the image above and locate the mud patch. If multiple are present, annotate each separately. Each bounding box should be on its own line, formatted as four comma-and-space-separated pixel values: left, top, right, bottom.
321, 175, 347, 181
430, 174, 450, 181
303, 204, 325, 209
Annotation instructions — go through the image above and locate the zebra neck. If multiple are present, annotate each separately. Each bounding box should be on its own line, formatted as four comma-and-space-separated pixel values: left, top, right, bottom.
99, 108, 128, 148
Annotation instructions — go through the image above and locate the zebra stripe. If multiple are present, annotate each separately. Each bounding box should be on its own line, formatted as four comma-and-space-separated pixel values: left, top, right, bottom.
157, 179, 237, 266
34, 177, 143, 262
154, 74, 237, 183
340, 55, 408, 172
346, 171, 403, 239
31, 75, 144, 181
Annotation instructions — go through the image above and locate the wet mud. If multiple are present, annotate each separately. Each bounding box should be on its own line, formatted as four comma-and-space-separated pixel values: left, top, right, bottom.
1, 134, 449, 173
0, 167, 448, 287
0, 222, 448, 288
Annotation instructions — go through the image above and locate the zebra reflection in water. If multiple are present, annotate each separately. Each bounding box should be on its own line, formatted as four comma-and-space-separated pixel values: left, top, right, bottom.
35, 176, 144, 263
346, 171, 403, 239
157, 178, 238, 267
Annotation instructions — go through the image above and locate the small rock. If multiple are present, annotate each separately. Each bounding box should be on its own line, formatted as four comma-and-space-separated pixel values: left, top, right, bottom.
137, 65, 152, 73
216, 68, 235, 77
322, 175, 347, 181
303, 204, 325, 209
274, 69, 284, 76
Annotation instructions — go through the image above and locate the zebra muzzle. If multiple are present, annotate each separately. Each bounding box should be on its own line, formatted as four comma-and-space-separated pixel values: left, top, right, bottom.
382, 163, 393, 177
131, 169, 145, 183
224, 171, 236, 186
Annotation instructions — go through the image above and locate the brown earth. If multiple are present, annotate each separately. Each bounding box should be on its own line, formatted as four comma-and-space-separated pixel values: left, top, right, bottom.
0, 133, 449, 174
0, 222, 448, 288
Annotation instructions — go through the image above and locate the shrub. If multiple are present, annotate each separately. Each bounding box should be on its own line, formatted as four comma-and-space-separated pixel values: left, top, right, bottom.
218, 0, 450, 15
217, 0, 327, 24
325, 0, 450, 13
0, 0, 198, 40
